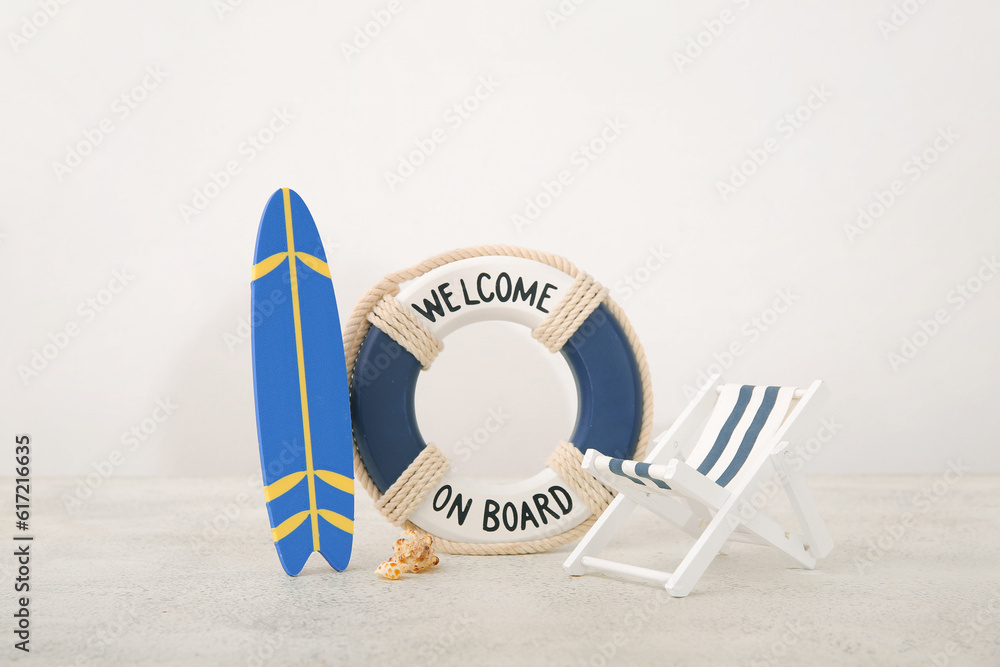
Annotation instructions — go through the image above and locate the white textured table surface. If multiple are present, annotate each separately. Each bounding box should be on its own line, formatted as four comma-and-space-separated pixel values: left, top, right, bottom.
3, 476, 998, 666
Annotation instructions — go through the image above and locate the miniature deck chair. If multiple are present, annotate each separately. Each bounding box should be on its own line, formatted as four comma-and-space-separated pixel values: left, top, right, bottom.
564, 376, 833, 597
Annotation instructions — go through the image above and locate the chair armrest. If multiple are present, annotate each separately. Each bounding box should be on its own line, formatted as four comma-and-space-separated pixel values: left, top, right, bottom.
660, 459, 730, 510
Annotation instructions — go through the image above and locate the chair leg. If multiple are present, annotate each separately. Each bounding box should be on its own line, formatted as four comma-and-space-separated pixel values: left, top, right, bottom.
664, 506, 739, 597
771, 446, 834, 558
664, 459, 785, 596
723, 457, 817, 569
564, 494, 638, 575
740, 507, 816, 568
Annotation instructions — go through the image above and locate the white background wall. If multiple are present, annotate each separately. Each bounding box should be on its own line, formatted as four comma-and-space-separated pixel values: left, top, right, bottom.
2, 0, 998, 480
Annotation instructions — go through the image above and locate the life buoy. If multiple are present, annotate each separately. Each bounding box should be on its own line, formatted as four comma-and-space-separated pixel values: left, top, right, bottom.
345, 246, 652, 555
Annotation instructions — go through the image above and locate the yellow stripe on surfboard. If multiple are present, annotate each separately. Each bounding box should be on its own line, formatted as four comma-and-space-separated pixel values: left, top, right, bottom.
270, 509, 352, 542
252, 252, 329, 280
251, 253, 288, 280
270, 509, 353, 542
316, 470, 354, 495
283, 188, 322, 552
271, 510, 310, 542
263, 471, 307, 501
318, 510, 354, 535
265, 469, 354, 502
296, 252, 330, 277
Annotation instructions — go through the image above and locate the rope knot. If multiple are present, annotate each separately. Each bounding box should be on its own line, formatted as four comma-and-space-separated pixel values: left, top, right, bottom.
367, 294, 444, 369
374, 444, 450, 526
532, 272, 606, 353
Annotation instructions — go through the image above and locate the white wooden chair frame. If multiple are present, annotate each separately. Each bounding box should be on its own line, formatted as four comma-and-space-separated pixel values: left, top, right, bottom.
564, 376, 833, 597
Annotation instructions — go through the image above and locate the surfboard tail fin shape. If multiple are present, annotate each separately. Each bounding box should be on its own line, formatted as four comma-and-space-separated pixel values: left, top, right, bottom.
274, 520, 315, 576
318, 521, 354, 572
270, 508, 354, 575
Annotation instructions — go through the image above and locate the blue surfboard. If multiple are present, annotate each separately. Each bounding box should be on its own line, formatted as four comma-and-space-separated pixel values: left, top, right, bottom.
251, 188, 354, 575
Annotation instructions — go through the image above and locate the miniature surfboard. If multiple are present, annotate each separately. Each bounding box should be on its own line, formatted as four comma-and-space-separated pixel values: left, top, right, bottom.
251, 188, 354, 575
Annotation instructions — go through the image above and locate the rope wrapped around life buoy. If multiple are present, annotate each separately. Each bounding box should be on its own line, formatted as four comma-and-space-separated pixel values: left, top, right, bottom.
344, 245, 654, 555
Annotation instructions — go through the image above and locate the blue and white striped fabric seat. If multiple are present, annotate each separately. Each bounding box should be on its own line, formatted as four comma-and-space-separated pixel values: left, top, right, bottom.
594, 385, 798, 490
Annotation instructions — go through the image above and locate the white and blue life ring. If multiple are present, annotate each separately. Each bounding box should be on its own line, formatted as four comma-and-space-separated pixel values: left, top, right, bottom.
346, 248, 651, 554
